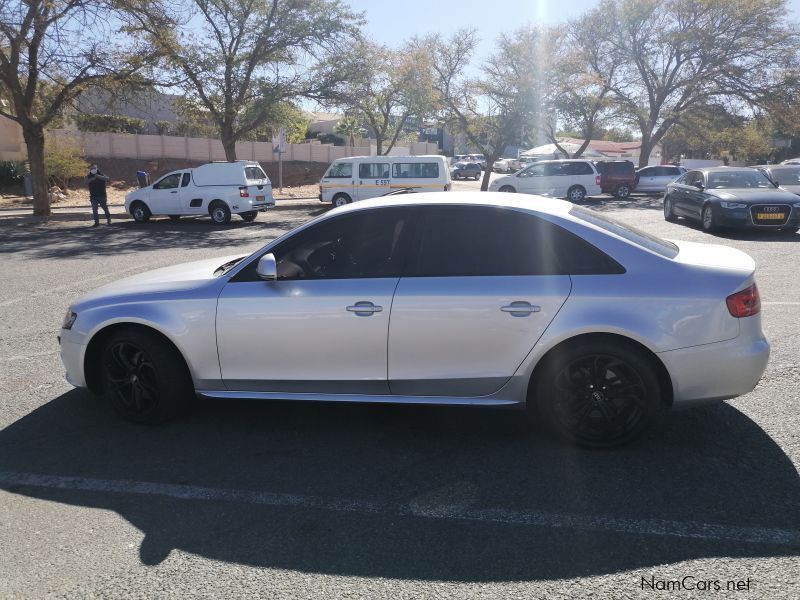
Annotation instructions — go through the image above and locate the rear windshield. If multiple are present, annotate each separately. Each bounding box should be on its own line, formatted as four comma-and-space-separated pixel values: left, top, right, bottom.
245, 166, 268, 180
569, 205, 679, 258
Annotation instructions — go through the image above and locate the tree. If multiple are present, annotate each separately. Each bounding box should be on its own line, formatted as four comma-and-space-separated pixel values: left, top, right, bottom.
319, 39, 436, 155
44, 135, 88, 191
119, 0, 361, 160
333, 114, 364, 147
426, 28, 544, 190
592, 0, 800, 167
0, 1, 152, 215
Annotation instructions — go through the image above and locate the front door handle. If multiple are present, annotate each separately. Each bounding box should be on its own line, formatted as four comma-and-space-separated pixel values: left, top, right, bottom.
501, 301, 541, 317
346, 301, 383, 316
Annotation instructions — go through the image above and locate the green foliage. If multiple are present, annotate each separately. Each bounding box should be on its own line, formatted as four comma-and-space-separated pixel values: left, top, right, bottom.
0, 161, 24, 186
44, 137, 88, 190
334, 115, 365, 146
239, 103, 310, 143
154, 120, 172, 135
75, 114, 147, 134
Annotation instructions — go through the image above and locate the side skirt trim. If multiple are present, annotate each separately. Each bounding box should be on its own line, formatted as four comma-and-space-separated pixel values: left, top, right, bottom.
196, 390, 521, 407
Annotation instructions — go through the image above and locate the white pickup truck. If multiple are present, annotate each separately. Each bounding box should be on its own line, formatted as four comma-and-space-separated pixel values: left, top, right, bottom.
125, 160, 275, 224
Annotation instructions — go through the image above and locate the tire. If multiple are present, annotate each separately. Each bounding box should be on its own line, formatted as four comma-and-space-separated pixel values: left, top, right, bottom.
168, 215, 180, 221
567, 185, 587, 202
701, 203, 717, 233
474, 173, 481, 180
240, 211, 258, 222
663, 196, 677, 222
499, 185, 516, 193
209, 201, 231, 225
332, 193, 351, 208
614, 184, 631, 199
534, 341, 662, 448
130, 202, 151, 223
101, 328, 193, 424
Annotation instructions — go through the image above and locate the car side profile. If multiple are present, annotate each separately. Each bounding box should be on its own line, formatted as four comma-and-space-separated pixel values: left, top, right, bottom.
488, 159, 602, 201
451, 161, 482, 180
124, 160, 274, 224
60, 193, 769, 447
635, 165, 686, 193
663, 167, 800, 233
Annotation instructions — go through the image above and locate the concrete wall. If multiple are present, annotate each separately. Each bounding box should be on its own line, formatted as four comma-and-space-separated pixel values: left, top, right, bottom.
46, 129, 437, 164
0, 116, 24, 161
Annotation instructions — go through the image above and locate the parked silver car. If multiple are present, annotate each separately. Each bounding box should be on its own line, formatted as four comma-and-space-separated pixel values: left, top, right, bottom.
635, 165, 687, 193
59, 193, 769, 447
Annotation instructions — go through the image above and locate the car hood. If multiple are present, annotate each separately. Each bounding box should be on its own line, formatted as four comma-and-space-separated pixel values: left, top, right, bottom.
670, 240, 755, 276
72, 254, 247, 307
706, 188, 797, 203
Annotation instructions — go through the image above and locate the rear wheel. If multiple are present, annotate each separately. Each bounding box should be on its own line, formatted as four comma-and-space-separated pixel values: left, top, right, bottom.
209, 201, 231, 225
664, 196, 677, 222
101, 329, 192, 424
534, 341, 662, 447
701, 203, 717, 233
499, 185, 516, 193
130, 202, 151, 223
332, 193, 351, 208
614, 184, 631, 198
240, 211, 258, 222
567, 185, 586, 202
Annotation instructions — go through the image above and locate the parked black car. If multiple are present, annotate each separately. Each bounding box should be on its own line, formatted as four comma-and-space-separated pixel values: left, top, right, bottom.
593, 160, 636, 198
663, 167, 800, 233
451, 162, 482, 180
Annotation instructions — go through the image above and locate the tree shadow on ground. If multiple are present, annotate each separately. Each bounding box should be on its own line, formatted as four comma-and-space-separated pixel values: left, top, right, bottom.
0, 391, 797, 581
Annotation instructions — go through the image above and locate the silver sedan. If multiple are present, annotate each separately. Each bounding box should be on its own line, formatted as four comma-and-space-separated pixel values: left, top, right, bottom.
59, 193, 769, 447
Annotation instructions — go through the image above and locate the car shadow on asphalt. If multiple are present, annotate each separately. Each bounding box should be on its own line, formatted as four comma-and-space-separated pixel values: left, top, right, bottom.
0, 217, 308, 259
0, 390, 797, 581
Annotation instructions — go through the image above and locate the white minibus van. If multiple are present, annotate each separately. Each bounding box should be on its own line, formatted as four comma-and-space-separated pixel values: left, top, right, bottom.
319, 155, 451, 206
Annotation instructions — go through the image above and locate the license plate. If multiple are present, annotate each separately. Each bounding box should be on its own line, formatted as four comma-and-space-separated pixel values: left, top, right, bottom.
256, 195, 265, 201
756, 212, 785, 220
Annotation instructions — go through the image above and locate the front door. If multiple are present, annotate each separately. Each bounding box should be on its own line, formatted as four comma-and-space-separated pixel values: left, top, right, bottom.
514, 163, 547, 194
356, 161, 391, 200
148, 172, 184, 214
217, 207, 417, 394
388, 206, 572, 397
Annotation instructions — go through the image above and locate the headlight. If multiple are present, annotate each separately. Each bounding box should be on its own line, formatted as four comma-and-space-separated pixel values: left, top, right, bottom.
62, 310, 77, 330
720, 202, 747, 209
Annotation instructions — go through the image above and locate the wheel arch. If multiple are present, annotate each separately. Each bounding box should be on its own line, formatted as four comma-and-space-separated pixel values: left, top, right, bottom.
83, 321, 192, 395
526, 332, 674, 409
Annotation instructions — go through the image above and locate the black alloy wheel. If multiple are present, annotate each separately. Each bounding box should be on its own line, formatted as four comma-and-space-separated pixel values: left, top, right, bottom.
614, 184, 631, 198
535, 343, 661, 447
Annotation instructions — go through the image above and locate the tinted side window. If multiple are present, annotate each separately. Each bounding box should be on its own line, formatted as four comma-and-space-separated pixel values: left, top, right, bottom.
327, 162, 352, 178
408, 206, 623, 277
564, 162, 594, 175
685, 171, 703, 186
359, 163, 390, 179
544, 162, 565, 176
181, 173, 191, 187
392, 162, 439, 178
154, 173, 181, 189
232, 209, 417, 281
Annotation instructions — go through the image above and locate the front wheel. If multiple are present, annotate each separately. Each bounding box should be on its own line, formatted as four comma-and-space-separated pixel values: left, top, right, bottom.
209, 202, 231, 225
332, 193, 351, 208
240, 211, 258, 222
499, 185, 516, 193
534, 342, 662, 447
567, 185, 586, 202
130, 202, 151, 223
614, 184, 631, 199
664, 196, 677, 222
701, 204, 717, 233
101, 329, 193, 424
474, 173, 481, 180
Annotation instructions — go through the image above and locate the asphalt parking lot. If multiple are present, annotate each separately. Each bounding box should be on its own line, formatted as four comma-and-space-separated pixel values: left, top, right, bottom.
0, 194, 798, 598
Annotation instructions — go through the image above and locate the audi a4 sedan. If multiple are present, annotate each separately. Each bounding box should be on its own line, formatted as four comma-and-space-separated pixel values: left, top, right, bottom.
59, 193, 769, 447
663, 167, 800, 233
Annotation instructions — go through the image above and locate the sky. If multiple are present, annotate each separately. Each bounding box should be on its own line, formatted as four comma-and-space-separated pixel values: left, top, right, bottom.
345, 0, 800, 63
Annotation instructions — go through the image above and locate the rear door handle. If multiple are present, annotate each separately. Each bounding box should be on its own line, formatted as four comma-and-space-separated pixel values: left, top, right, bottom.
346, 301, 383, 316
501, 301, 541, 316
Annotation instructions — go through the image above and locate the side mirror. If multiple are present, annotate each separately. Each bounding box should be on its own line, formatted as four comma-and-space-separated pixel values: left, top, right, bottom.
256, 253, 277, 281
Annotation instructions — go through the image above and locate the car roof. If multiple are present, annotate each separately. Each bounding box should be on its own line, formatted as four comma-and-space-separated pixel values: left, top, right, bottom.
690, 166, 761, 173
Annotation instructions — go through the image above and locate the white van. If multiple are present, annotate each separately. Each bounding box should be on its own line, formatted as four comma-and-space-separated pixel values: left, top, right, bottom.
125, 160, 274, 224
488, 159, 602, 202
319, 156, 451, 207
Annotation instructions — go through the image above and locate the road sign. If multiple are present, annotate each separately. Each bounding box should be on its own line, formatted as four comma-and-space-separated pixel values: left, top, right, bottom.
272, 127, 286, 154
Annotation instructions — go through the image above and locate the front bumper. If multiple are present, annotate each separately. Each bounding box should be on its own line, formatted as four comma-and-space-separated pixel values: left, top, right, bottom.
658, 333, 770, 407
714, 205, 800, 229
59, 335, 87, 388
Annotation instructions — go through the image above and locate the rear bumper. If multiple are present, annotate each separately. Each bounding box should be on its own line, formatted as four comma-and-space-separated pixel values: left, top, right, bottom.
658, 334, 770, 408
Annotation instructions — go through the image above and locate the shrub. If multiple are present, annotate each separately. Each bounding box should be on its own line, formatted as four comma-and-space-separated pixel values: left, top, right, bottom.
75, 114, 147, 134
0, 161, 25, 187
45, 137, 89, 191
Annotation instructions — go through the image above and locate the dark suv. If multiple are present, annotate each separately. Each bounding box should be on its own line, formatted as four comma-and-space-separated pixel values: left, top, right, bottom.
593, 160, 636, 198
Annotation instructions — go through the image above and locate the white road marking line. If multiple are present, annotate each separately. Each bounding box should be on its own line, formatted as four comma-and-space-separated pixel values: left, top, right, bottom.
1, 470, 797, 546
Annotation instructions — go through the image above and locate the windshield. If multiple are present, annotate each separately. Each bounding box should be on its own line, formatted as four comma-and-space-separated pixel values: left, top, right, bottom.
706, 170, 775, 189
569, 206, 679, 258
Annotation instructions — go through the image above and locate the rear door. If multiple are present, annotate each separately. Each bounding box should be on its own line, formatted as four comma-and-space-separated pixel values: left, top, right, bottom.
388, 205, 572, 397
244, 165, 273, 207
357, 161, 391, 200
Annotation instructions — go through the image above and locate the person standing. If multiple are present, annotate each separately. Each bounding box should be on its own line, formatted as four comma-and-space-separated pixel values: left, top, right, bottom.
86, 164, 111, 227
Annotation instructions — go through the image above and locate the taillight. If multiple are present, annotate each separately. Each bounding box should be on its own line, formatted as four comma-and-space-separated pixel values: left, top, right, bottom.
726, 283, 761, 317
596, 175, 601, 185
239, 186, 249, 198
